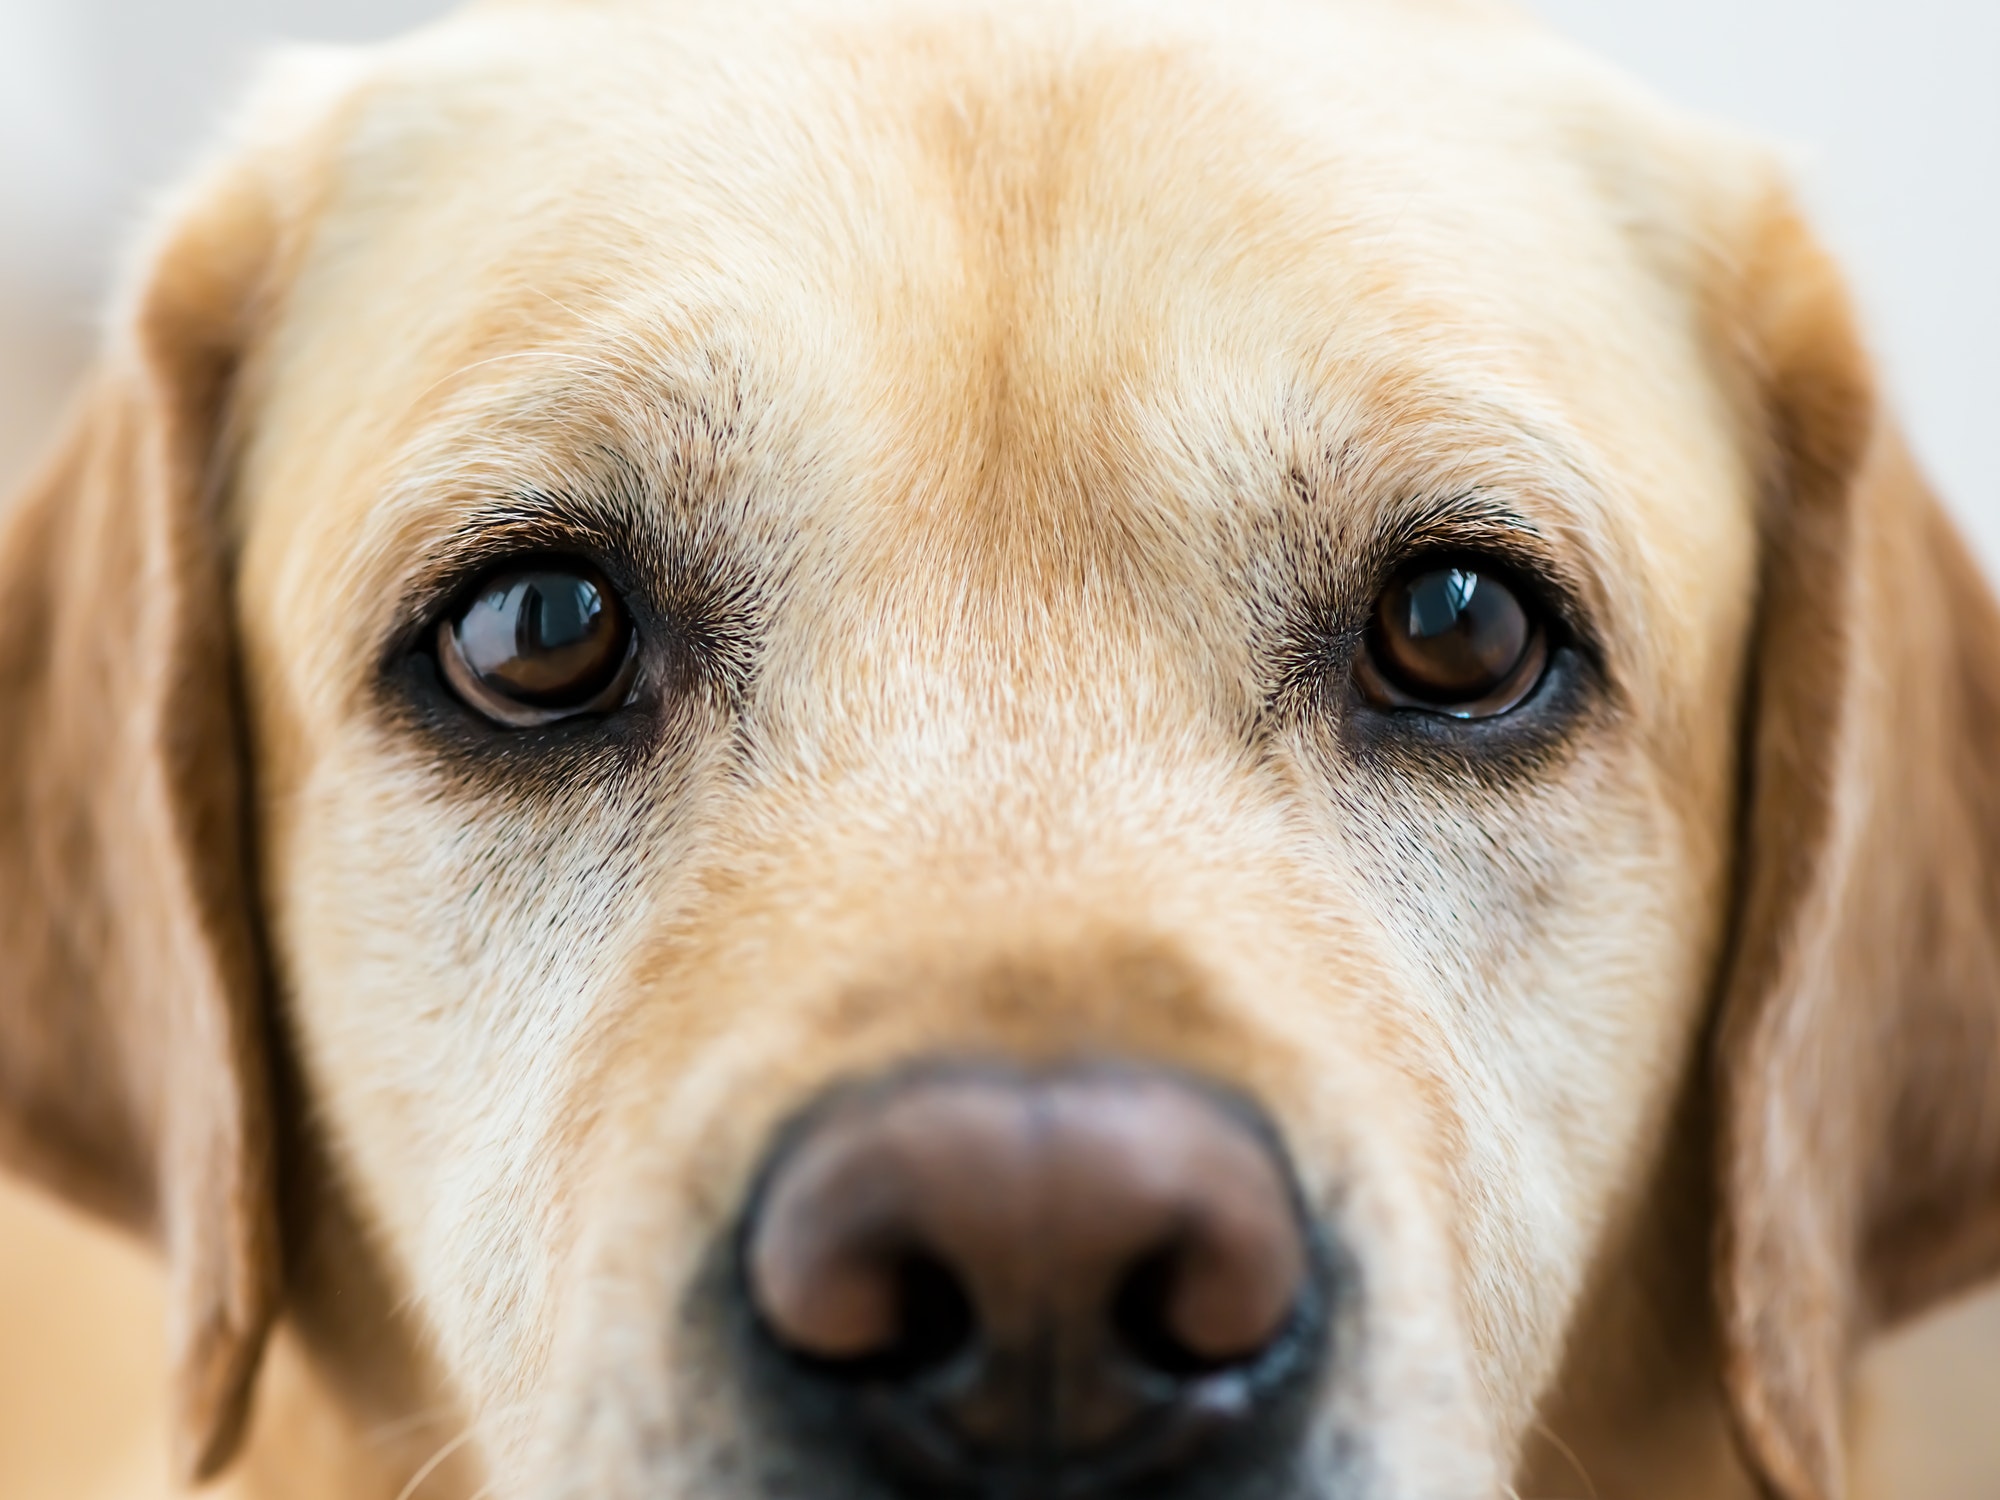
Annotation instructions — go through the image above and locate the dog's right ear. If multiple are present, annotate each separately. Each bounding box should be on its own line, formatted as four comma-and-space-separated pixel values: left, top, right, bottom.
1709, 178, 2000, 1500
0, 56, 357, 1480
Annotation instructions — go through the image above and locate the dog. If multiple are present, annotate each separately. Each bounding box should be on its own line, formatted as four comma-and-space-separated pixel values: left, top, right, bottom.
2, 1, 1997, 1497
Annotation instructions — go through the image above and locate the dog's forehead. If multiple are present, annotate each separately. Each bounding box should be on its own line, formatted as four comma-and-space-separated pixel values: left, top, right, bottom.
237, 0, 1757, 726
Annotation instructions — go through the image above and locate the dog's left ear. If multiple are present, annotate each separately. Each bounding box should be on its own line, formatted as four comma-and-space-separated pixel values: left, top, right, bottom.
1712, 182, 2000, 1500
0, 123, 316, 1482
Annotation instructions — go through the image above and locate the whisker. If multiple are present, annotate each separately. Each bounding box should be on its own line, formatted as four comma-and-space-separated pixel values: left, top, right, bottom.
1529, 1417, 1600, 1500
395, 1425, 481, 1500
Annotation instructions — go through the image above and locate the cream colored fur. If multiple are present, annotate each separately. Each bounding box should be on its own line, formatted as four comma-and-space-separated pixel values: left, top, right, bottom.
3, 4, 1997, 1500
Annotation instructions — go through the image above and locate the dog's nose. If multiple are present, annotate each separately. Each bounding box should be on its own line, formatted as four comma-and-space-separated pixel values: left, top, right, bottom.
742, 1065, 1322, 1494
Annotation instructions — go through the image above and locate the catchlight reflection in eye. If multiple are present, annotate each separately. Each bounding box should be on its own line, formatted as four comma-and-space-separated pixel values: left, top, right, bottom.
1358, 562, 1548, 718
437, 562, 639, 727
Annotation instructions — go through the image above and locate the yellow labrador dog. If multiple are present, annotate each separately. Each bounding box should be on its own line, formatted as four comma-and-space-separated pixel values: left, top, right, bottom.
3, 2, 1996, 1498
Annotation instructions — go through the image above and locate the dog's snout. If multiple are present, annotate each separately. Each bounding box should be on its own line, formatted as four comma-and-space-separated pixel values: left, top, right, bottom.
742, 1065, 1323, 1494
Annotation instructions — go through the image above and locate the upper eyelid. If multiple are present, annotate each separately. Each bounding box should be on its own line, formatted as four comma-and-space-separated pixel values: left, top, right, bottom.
379, 499, 645, 667
378, 487, 767, 718
1363, 494, 1554, 574
1359, 501, 1600, 650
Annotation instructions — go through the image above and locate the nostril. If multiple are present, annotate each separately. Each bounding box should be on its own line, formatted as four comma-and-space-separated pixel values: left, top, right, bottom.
1112, 1246, 1228, 1378
886, 1250, 977, 1378
747, 1223, 979, 1374
811, 1249, 977, 1383
1110, 1242, 1298, 1379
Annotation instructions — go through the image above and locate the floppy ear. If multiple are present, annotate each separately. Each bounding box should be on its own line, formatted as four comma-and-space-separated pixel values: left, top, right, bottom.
0, 162, 283, 1482
1714, 188, 2000, 1500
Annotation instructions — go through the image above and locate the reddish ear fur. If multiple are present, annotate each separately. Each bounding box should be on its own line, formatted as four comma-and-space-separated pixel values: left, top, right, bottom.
0, 165, 283, 1482
1715, 194, 2000, 1500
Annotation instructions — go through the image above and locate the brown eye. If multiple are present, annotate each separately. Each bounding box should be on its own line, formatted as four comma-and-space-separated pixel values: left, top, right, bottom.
437, 562, 637, 726
1357, 563, 1548, 717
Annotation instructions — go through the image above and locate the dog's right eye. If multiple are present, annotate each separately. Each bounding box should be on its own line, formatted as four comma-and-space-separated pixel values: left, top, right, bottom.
1354, 560, 1549, 718
436, 561, 638, 727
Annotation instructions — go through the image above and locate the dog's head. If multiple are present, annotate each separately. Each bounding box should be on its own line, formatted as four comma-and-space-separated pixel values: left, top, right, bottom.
3, 4, 1997, 1499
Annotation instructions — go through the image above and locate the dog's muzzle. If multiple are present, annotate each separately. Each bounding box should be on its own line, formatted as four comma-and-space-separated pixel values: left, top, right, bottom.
736, 1062, 1331, 1500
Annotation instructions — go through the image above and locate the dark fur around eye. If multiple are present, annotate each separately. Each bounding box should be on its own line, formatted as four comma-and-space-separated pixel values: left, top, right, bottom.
378, 492, 760, 783
1262, 519, 1607, 779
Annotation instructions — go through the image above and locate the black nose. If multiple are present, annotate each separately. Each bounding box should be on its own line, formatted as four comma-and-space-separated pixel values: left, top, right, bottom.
739, 1063, 1326, 1499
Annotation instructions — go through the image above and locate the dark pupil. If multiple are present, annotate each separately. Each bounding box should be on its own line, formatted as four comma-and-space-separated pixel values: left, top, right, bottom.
457, 570, 620, 704
1376, 567, 1528, 700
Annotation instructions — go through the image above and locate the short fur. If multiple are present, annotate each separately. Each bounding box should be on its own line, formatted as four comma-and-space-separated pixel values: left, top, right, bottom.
0, 3, 1995, 1499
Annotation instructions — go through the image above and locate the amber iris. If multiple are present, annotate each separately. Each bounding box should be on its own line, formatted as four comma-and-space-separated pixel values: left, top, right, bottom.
438, 563, 635, 725
1359, 563, 1546, 717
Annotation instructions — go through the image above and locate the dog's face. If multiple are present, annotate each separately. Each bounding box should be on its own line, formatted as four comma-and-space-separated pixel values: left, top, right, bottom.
4, 4, 1999, 1500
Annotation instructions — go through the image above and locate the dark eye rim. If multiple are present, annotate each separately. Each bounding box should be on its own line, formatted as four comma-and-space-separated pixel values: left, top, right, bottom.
430, 555, 643, 729
1352, 553, 1558, 721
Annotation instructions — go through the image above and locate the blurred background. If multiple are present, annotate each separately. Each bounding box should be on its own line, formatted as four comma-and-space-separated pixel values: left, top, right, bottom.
0, 0, 1994, 1496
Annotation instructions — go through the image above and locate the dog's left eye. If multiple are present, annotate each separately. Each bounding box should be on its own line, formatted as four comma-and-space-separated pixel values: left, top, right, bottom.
436, 561, 638, 727
1355, 561, 1549, 718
